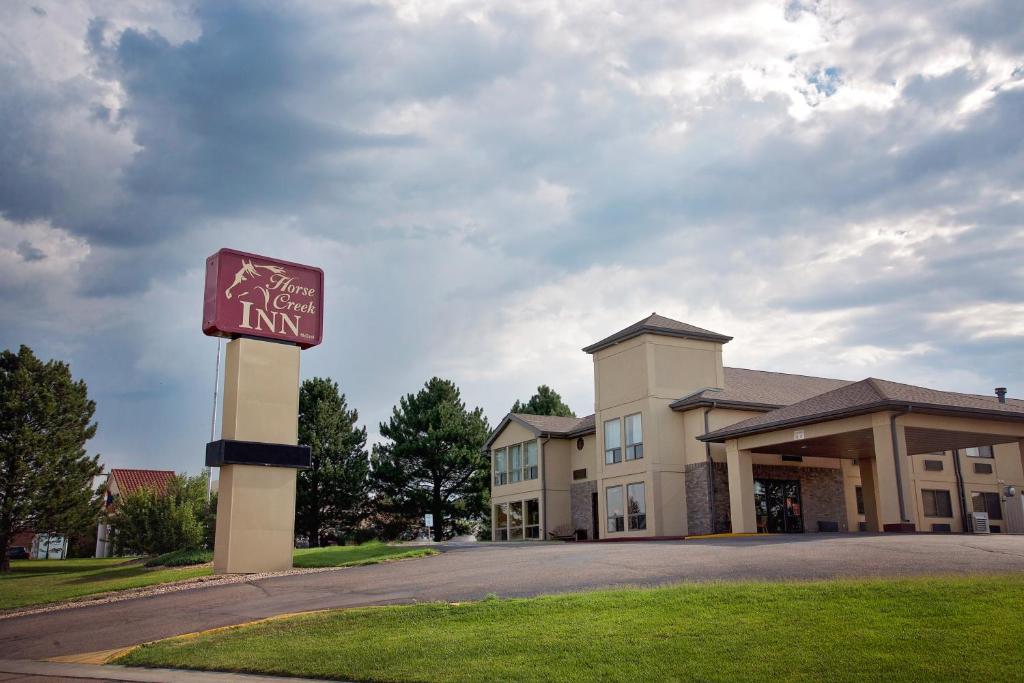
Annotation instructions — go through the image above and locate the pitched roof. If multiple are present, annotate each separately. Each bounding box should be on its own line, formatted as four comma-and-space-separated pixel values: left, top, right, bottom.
484, 413, 596, 449
582, 313, 732, 354
700, 378, 1024, 442
671, 367, 852, 412
110, 468, 176, 496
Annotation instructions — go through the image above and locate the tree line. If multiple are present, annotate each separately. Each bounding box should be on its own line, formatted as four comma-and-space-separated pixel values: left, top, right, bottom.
0, 344, 576, 568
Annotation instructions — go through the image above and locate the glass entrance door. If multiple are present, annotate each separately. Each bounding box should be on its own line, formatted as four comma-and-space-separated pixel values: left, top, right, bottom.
754, 479, 804, 533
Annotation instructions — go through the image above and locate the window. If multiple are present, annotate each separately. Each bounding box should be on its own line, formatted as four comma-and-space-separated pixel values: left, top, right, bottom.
625, 413, 643, 460
604, 419, 622, 464
573, 468, 587, 480
963, 446, 994, 458
509, 501, 524, 539
606, 485, 624, 532
923, 460, 943, 472
855, 486, 865, 515
494, 448, 507, 486
495, 503, 509, 541
974, 462, 993, 475
627, 482, 646, 530
972, 491, 1002, 520
524, 441, 539, 480
922, 489, 953, 518
525, 499, 540, 539
509, 444, 522, 483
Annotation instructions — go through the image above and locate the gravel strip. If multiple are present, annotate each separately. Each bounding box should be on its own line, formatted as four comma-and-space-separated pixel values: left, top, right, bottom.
0, 565, 349, 621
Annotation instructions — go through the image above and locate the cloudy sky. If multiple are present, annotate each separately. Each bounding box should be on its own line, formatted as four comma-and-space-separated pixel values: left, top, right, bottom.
2, 0, 1022, 472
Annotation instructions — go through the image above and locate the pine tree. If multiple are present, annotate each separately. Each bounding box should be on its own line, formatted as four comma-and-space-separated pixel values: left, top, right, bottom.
372, 378, 490, 542
297, 378, 370, 546
511, 384, 575, 417
0, 346, 102, 572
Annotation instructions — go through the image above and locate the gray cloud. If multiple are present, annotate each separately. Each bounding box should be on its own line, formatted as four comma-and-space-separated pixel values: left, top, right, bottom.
15, 240, 46, 262
0, 0, 1021, 470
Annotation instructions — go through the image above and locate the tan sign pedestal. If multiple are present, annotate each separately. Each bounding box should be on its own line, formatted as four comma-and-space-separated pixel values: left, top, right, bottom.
213, 338, 300, 574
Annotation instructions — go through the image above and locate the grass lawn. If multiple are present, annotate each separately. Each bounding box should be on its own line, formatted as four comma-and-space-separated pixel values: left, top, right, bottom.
120, 574, 1024, 682
0, 558, 211, 610
292, 543, 436, 568
1, 543, 436, 611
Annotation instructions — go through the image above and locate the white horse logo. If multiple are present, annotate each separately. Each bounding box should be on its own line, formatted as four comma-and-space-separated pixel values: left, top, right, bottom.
224, 260, 286, 300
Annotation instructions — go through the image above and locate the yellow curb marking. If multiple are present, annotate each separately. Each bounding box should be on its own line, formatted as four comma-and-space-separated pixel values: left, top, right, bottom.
48, 646, 138, 665
46, 608, 338, 666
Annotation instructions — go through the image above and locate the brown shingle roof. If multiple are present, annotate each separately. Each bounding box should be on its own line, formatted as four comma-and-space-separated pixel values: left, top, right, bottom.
700, 378, 1024, 442
671, 367, 852, 411
484, 413, 595, 449
110, 468, 176, 496
582, 313, 732, 354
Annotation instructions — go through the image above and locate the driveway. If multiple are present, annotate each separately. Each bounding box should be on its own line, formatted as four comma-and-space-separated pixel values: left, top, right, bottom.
2, 534, 1023, 661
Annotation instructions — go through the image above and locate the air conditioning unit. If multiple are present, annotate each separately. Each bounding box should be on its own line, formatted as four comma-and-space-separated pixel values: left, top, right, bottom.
970, 512, 991, 534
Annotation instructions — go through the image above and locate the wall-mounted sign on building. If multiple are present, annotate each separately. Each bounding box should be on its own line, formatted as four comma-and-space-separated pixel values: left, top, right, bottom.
203, 248, 324, 348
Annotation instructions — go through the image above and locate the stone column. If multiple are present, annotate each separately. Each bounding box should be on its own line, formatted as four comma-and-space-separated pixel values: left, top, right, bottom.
726, 440, 756, 533
870, 414, 916, 532
213, 337, 301, 574
858, 457, 881, 532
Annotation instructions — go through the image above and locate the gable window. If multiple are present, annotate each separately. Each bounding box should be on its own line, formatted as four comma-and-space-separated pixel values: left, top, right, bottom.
604, 419, 622, 465
524, 441, 539, 480
606, 485, 624, 532
625, 413, 643, 460
922, 489, 953, 518
494, 448, 507, 486
963, 446, 994, 458
972, 491, 1002, 520
509, 444, 522, 483
627, 482, 646, 530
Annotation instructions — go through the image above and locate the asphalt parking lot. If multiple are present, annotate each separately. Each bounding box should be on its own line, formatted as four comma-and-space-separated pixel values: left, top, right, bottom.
2, 533, 1023, 661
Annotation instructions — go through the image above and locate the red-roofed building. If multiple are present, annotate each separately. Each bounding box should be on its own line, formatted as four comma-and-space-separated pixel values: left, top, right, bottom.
95, 468, 176, 557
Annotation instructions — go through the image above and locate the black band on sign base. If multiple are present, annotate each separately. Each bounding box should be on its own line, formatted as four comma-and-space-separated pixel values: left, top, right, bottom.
205, 439, 312, 469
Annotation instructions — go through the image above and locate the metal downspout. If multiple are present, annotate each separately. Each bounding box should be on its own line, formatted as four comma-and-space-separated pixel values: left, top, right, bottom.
541, 437, 550, 539
890, 409, 910, 523
703, 405, 716, 533
951, 448, 970, 533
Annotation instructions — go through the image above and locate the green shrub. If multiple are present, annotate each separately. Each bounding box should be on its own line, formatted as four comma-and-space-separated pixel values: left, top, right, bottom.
110, 473, 213, 556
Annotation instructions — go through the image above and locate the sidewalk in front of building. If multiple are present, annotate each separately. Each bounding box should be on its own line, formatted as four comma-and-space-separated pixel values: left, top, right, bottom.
0, 659, 344, 683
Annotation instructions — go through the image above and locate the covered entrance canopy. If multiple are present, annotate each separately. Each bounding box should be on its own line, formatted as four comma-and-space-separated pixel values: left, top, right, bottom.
701, 378, 1024, 533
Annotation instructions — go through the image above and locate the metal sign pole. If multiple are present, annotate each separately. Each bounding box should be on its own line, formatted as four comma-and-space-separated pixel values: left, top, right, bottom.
207, 337, 222, 501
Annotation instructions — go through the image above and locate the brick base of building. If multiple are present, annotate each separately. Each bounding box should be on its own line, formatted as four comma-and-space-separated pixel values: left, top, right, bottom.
570, 480, 598, 540
684, 461, 731, 536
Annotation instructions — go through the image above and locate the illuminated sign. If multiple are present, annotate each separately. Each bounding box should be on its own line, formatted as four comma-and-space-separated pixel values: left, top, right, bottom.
203, 248, 323, 348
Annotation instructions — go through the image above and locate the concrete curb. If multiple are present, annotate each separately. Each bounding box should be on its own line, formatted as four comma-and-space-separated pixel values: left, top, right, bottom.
0, 658, 344, 682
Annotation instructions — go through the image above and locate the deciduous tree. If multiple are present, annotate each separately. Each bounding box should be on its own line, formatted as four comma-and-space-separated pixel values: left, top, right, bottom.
372, 378, 490, 542
111, 473, 210, 555
0, 346, 102, 572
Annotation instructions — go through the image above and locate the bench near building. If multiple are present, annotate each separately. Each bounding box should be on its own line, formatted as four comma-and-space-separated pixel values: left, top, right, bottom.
486, 314, 1024, 541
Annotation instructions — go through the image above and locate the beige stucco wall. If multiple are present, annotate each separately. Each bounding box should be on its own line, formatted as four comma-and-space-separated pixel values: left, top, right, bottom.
593, 337, 648, 412
214, 338, 300, 574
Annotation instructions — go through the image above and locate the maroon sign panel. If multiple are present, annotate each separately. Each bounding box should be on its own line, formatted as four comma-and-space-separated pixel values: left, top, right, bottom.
203, 248, 324, 349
